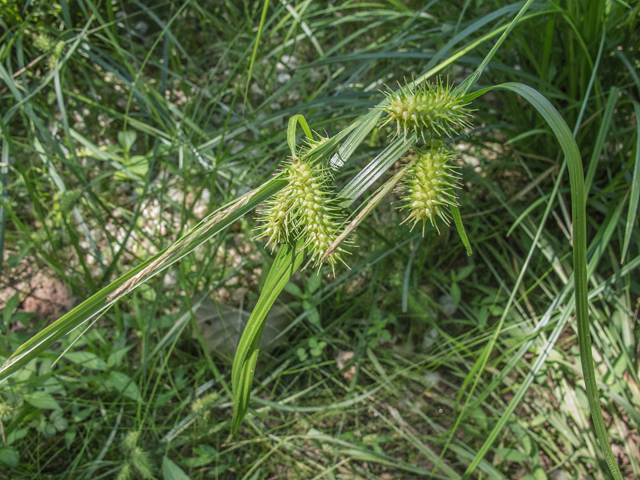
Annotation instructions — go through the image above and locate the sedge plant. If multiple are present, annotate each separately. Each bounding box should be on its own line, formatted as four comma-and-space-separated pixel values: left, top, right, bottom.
0, 1, 635, 479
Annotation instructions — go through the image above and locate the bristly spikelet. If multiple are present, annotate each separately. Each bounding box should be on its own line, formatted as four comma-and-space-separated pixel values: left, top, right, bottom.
32, 34, 66, 70
33, 34, 54, 53
300, 133, 329, 158
257, 187, 296, 249
119, 431, 153, 479
117, 463, 132, 480
130, 447, 153, 479
286, 159, 345, 271
377, 78, 471, 142
122, 432, 139, 452
257, 133, 331, 250
401, 146, 461, 233
257, 154, 346, 271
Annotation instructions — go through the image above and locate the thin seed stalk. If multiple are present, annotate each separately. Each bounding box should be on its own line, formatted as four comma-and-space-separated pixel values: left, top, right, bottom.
322, 158, 416, 263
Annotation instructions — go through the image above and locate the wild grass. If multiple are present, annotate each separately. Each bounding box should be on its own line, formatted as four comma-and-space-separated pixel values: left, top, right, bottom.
0, 1, 639, 479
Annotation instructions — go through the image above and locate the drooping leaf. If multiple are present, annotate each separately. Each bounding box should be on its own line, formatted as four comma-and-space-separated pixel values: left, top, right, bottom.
458, 82, 623, 480
0, 179, 285, 383
231, 240, 306, 432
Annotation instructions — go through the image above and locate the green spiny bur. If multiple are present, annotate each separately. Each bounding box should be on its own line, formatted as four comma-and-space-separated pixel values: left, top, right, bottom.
378, 79, 472, 141
258, 187, 296, 248
300, 133, 329, 157
117, 463, 132, 480
33, 34, 66, 69
130, 447, 153, 479
258, 135, 346, 272
119, 432, 153, 480
122, 432, 139, 451
33, 34, 55, 53
401, 146, 461, 233
288, 159, 345, 271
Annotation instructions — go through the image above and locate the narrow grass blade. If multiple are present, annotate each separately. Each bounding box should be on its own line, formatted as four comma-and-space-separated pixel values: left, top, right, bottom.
615, 49, 640, 95
462, 191, 628, 479
287, 114, 312, 157
500, 82, 621, 480
0, 179, 286, 382
58, 0, 73, 27
331, 109, 382, 171
584, 87, 618, 196
423, 2, 525, 75
402, 236, 422, 313
434, 159, 568, 478
621, 101, 640, 264
243, 0, 270, 108
451, 206, 472, 256
337, 134, 415, 208
323, 158, 415, 263
506, 193, 552, 237
0, 139, 7, 280
456, 0, 537, 95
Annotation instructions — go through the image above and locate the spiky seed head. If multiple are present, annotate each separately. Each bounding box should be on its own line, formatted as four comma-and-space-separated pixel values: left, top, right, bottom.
289, 159, 346, 271
256, 188, 296, 250
117, 463, 132, 480
131, 447, 153, 479
33, 34, 66, 70
33, 34, 55, 53
300, 132, 330, 159
53, 40, 65, 58
0, 402, 13, 419
122, 432, 139, 452
120, 432, 153, 479
256, 156, 347, 272
400, 146, 461, 234
376, 78, 472, 142
192, 392, 219, 417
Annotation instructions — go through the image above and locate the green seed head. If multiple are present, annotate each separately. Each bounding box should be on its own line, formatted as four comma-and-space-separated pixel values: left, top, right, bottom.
122, 432, 139, 452
120, 432, 153, 479
32, 34, 66, 70
192, 392, 219, 417
33, 34, 55, 53
117, 463, 132, 480
257, 188, 296, 249
377, 79, 472, 141
53, 40, 65, 58
257, 156, 346, 272
400, 146, 461, 233
131, 447, 153, 479
0, 402, 13, 419
301, 133, 329, 158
